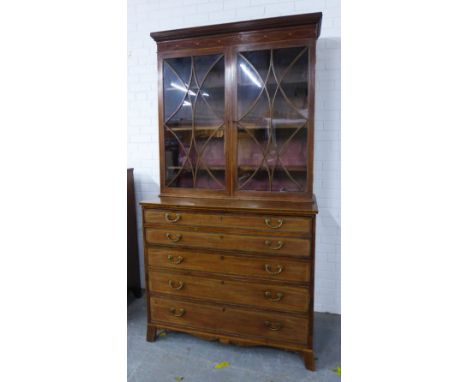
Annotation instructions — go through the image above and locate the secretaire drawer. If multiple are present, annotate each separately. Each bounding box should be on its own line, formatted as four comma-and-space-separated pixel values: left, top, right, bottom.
145, 229, 310, 257
149, 271, 309, 313
150, 297, 308, 345
144, 209, 311, 234
147, 247, 310, 282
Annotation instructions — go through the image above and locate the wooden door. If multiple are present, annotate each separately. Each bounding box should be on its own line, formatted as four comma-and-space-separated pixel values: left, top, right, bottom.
232, 42, 315, 200
159, 49, 229, 197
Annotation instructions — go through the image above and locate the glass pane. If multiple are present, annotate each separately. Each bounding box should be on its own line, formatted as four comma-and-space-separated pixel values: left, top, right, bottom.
236, 47, 309, 192
271, 169, 306, 192
273, 47, 304, 80
242, 50, 270, 83
166, 93, 193, 130
165, 57, 191, 84
163, 54, 225, 189
237, 53, 266, 119
163, 62, 186, 119
274, 47, 309, 116
199, 56, 225, 118
164, 131, 193, 188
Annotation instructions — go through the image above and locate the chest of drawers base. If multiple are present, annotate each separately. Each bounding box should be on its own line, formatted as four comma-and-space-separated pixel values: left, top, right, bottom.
141, 197, 318, 371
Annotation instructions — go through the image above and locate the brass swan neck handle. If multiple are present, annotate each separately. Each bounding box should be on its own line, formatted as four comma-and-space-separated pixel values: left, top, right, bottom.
265, 218, 283, 229
264, 264, 283, 275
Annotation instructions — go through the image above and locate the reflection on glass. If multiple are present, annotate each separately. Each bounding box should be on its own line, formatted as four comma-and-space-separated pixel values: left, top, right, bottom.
163, 54, 225, 189
240, 63, 262, 88
236, 47, 309, 192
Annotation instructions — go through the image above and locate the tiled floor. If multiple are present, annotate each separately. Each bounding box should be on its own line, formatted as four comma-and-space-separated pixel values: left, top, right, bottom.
128, 293, 340, 382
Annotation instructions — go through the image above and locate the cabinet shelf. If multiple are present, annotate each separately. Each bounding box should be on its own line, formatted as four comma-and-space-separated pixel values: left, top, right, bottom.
165, 126, 223, 132
167, 166, 225, 171
165, 81, 308, 91
166, 120, 307, 132
239, 165, 307, 172
237, 123, 306, 130
167, 165, 307, 172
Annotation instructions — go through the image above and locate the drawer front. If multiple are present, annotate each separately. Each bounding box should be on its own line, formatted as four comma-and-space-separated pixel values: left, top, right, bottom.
150, 297, 308, 345
145, 228, 310, 257
149, 271, 309, 313
144, 209, 310, 234
148, 248, 310, 282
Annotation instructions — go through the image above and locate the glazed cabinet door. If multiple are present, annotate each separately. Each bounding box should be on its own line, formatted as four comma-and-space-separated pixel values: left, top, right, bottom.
234, 45, 312, 196
161, 52, 227, 192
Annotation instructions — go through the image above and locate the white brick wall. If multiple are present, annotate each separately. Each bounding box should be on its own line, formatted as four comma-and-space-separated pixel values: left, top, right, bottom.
128, 0, 341, 314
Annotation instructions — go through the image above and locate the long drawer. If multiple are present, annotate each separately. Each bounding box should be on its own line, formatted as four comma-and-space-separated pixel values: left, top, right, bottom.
144, 209, 311, 234
145, 228, 310, 257
149, 271, 309, 313
150, 297, 308, 345
147, 247, 311, 282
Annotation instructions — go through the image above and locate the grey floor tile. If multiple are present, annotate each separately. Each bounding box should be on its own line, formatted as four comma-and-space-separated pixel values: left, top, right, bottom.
127, 348, 147, 380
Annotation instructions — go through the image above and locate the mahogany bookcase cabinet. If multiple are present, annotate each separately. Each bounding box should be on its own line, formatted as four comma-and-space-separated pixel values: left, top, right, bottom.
141, 12, 322, 371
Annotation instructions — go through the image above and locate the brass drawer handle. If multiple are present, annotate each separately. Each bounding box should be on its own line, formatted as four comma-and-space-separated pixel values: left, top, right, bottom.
169, 307, 185, 317
168, 280, 184, 290
166, 233, 182, 242
265, 218, 283, 229
264, 320, 283, 331
264, 291, 284, 302
167, 255, 184, 264
165, 212, 181, 223
264, 264, 283, 275
264, 240, 284, 250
